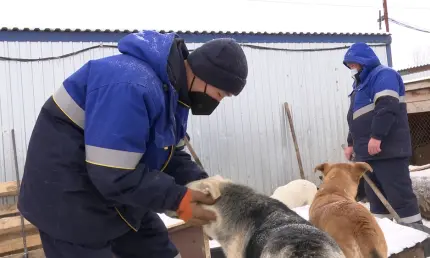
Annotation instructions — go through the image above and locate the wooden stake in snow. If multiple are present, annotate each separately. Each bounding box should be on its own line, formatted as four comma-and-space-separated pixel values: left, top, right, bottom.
284, 102, 305, 180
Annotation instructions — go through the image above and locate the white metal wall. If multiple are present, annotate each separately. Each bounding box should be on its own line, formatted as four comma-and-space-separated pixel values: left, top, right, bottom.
0, 39, 388, 198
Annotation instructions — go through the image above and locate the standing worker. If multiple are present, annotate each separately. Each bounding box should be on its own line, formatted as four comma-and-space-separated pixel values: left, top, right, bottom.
18, 30, 248, 258
342, 42, 423, 226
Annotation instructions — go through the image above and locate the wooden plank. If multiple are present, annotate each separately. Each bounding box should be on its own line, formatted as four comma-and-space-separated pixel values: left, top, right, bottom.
407, 100, 430, 113
168, 225, 210, 258
0, 234, 42, 256
0, 182, 18, 198
203, 234, 211, 258
405, 88, 430, 103
405, 78, 430, 92
167, 221, 188, 232
1, 248, 45, 258
0, 204, 18, 219
0, 216, 34, 236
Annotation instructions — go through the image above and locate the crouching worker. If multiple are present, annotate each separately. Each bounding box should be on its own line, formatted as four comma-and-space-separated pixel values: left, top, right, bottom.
342, 42, 423, 226
17, 30, 248, 258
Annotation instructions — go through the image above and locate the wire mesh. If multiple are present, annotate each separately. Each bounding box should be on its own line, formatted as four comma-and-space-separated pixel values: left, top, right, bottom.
409, 111, 430, 165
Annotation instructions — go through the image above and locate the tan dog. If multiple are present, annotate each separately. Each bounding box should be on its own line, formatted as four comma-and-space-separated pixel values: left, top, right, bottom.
309, 162, 388, 258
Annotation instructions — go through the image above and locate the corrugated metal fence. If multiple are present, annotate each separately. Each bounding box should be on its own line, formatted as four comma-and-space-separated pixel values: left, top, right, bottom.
0, 40, 388, 200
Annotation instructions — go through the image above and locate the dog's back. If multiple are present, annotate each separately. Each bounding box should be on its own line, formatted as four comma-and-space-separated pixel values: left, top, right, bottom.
205, 183, 345, 258
271, 179, 318, 209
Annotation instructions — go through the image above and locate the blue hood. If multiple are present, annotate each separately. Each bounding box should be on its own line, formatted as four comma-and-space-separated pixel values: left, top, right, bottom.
343, 42, 381, 82
118, 30, 177, 85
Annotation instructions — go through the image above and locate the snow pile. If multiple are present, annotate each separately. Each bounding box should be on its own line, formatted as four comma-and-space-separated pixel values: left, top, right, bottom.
410, 167, 430, 218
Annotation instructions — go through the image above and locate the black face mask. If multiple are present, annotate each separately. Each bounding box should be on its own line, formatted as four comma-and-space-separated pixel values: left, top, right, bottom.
188, 76, 220, 115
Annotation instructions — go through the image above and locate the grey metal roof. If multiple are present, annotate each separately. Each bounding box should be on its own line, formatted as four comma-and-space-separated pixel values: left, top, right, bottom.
0, 27, 390, 36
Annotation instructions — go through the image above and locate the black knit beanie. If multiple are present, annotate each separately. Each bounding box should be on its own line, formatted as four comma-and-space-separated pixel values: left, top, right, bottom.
187, 38, 248, 96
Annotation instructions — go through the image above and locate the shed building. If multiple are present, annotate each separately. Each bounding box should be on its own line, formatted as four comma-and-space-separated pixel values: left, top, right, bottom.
399, 64, 430, 166
0, 28, 392, 198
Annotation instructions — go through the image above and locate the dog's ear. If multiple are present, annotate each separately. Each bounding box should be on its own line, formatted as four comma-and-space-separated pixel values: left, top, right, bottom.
200, 180, 222, 200
314, 163, 331, 176
354, 162, 373, 173
351, 162, 373, 180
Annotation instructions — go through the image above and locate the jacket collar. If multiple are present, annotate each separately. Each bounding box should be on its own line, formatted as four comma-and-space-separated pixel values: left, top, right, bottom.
167, 38, 191, 107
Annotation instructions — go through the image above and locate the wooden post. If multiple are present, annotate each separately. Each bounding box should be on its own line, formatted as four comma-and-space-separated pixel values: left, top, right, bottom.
362, 173, 401, 222
284, 103, 305, 180
167, 222, 211, 258
184, 136, 204, 169
341, 145, 401, 221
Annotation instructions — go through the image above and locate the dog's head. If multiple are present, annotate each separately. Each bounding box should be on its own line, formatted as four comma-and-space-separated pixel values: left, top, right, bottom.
186, 175, 231, 201
314, 162, 372, 199
185, 175, 232, 240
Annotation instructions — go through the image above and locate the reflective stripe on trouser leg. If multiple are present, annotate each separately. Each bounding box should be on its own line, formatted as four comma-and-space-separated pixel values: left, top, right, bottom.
373, 213, 393, 220
398, 213, 422, 224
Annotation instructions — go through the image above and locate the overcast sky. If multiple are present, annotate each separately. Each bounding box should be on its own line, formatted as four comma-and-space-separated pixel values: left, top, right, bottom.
1, 0, 430, 69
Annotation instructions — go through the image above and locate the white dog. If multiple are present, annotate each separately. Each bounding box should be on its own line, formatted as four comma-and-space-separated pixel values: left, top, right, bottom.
271, 179, 318, 209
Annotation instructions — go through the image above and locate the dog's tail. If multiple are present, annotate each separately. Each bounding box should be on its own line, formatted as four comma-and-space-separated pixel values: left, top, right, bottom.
370, 249, 383, 258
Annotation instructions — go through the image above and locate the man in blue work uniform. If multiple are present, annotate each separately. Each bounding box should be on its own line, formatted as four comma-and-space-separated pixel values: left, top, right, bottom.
342, 42, 423, 226
17, 30, 248, 258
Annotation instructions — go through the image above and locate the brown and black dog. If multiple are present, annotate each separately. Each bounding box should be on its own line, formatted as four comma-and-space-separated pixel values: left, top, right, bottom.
309, 162, 388, 258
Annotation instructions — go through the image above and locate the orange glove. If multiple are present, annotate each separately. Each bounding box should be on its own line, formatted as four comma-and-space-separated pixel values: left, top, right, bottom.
176, 189, 217, 225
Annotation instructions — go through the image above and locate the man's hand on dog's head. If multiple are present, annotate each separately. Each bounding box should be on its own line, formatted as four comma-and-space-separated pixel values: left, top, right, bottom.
176, 189, 217, 225
189, 189, 217, 205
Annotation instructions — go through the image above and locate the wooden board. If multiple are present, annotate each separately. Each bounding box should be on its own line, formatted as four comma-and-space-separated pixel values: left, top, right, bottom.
0, 182, 18, 198
0, 204, 18, 219
168, 223, 210, 258
404, 80, 430, 113
407, 100, 430, 114
1, 248, 45, 258
0, 234, 42, 257
0, 216, 34, 237
406, 88, 430, 103
405, 78, 430, 92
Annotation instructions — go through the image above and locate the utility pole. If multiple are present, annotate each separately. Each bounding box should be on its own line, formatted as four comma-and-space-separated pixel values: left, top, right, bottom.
383, 0, 390, 32
378, 10, 382, 30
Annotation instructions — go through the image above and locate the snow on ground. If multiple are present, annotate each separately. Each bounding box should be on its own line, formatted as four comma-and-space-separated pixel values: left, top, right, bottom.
410, 167, 430, 178
158, 203, 430, 255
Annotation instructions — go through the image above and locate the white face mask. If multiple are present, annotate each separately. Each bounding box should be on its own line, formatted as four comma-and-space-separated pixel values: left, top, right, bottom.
350, 68, 359, 79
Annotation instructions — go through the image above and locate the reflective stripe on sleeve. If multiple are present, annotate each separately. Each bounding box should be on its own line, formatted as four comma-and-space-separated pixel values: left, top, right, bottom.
353, 103, 375, 120
373, 89, 399, 103
52, 84, 85, 129
85, 145, 143, 170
